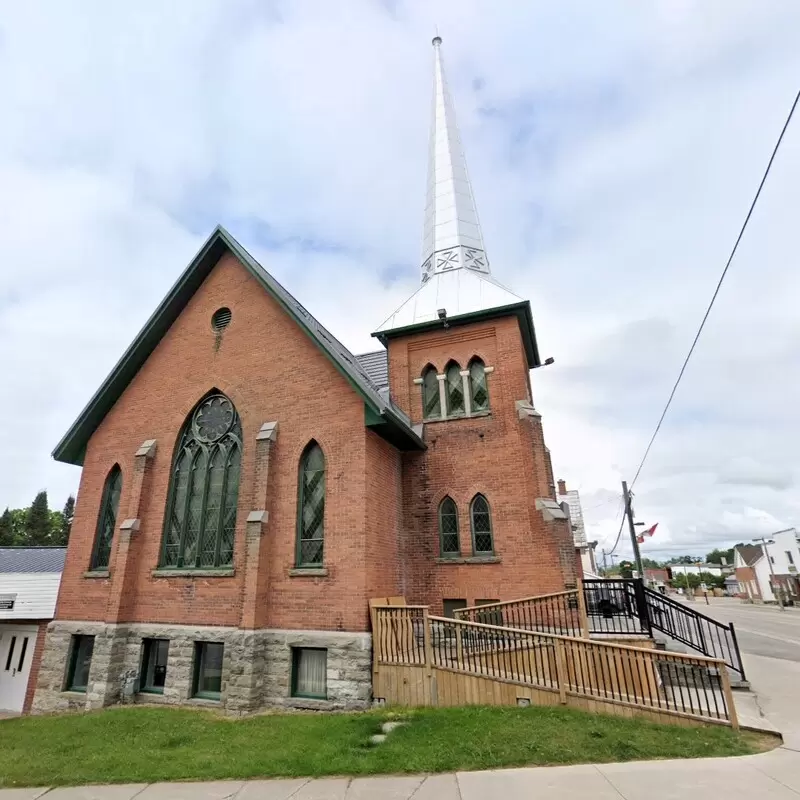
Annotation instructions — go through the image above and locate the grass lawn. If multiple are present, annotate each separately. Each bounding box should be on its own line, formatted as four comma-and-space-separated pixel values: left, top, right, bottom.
0, 705, 774, 787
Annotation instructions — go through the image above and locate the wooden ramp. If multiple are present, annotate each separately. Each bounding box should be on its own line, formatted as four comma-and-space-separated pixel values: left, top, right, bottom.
371, 603, 739, 730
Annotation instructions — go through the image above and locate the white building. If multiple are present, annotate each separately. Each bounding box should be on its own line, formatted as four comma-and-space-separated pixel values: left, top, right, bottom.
0, 548, 65, 713
668, 563, 724, 578
557, 479, 597, 575
758, 529, 800, 603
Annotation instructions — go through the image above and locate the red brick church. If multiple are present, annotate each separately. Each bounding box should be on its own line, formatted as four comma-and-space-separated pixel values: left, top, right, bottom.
33, 38, 576, 714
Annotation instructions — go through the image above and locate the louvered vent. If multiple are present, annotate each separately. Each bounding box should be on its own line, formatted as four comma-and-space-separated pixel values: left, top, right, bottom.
211, 307, 232, 332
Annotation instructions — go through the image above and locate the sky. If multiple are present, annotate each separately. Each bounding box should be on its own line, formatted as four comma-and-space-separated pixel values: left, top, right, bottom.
1, 1, 799, 561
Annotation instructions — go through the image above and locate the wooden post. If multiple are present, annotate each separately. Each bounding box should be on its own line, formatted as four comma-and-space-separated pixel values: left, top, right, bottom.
576, 580, 590, 639
554, 639, 568, 704
423, 607, 434, 676
456, 625, 464, 668
369, 602, 380, 678
719, 664, 740, 731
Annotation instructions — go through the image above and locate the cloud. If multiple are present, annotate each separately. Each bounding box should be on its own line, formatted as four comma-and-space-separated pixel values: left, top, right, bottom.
1, 0, 799, 563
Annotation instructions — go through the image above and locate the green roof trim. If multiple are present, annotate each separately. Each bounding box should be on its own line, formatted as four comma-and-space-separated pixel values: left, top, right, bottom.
372, 301, 542, 368
53, 226, 424, 466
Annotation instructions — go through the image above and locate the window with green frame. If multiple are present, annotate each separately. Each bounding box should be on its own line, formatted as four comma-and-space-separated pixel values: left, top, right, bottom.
468, 358, 490, 412
65, 635, 94, 692
160, 393, 242, 570
90, 465, 122, 570
291, 647, 327, 699
140, 639, 169, 694
470, 494, 494, 554
438, 496, 460, 556
192, 641, 224, 700
296, 441, 325, 567
445, 361, 465, 416
421, 365, 441, 419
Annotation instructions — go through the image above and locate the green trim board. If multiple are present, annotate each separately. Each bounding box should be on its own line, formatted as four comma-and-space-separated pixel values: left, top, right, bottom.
372, 301, 542, 369
53, 226, 425, 466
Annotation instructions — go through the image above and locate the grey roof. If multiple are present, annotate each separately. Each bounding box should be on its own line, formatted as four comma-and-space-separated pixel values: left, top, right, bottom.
735, 544, 763, 567
53, 226, 424, 465
0, 548, 66, 574
355, 350, 389, 390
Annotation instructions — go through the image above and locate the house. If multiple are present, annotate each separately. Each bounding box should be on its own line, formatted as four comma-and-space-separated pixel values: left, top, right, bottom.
734, 545, 764, 600
644, 568, 669, 592
31, 38, 577, 715
557, 479, 597, 576
0, 548, 65, 713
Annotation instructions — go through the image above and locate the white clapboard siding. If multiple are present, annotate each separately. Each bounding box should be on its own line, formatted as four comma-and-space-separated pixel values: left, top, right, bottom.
0, 572, 61, 620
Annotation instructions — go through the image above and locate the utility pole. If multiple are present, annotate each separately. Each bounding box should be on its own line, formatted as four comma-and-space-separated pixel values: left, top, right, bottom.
622, 480, 644, 580
754, 536, 785, 612
601, 549, 608, 574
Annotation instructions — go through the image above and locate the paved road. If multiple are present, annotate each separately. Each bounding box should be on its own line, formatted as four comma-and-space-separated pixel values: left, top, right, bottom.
683, 597, 800, 662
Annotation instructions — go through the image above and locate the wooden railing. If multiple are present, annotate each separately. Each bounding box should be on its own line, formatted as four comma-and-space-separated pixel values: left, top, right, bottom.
454, 587, 589, 638
371, 605, 738, 729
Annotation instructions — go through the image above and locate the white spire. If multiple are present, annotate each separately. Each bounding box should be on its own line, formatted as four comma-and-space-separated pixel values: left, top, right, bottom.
421, 36, 490, 283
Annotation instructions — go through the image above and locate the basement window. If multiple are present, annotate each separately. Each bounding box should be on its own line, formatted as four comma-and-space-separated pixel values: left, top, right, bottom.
65, 635, 95, 693
291, 648, 328, 699
193, 642, 224, 701
140, 639, 169, 694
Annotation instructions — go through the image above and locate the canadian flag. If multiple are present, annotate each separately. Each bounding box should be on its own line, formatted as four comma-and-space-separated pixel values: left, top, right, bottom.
636, 522, 658, 544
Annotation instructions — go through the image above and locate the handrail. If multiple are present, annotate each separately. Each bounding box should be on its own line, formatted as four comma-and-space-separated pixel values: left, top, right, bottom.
456, 590, 576, 614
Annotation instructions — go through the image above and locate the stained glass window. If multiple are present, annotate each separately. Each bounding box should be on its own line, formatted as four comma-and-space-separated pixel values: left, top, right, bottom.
469, 358, 490, 412
470, 494, 494, 554
297, 442, 326, 567
422, 366, 441, 419
160, 393, 242, 569
438, 496, 460, 556
90, 466, 122, 570
446, 362, 464, 416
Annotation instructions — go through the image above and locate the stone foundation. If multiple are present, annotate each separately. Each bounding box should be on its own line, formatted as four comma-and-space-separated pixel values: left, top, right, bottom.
32, 621, 372, 715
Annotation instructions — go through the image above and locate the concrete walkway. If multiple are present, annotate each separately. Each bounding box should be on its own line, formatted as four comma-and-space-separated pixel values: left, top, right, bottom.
2, 750, 800, 800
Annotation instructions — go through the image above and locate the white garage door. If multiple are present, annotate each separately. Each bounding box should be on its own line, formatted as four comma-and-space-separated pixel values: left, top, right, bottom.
0, 625, 38, 713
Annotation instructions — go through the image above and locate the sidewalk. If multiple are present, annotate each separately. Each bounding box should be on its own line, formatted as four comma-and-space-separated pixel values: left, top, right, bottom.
2, 750, 799, 800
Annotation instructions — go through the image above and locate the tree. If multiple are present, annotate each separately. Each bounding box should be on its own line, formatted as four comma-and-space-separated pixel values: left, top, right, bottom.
667, 555, 701, 565
26, 491, 52, 546
706, 547, 734, 566
641, 557, 662, 569
59, 495, 75, 544
0, 509, 13, 546
619, 560, 634, 579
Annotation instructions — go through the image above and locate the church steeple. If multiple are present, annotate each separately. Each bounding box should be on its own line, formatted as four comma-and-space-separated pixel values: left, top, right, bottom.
421, 36, 489, 283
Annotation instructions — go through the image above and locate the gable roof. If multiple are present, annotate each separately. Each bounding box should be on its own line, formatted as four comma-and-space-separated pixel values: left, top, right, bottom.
735, 544, 763, 567
0, 547, 66, 574
53, 226, 424, 465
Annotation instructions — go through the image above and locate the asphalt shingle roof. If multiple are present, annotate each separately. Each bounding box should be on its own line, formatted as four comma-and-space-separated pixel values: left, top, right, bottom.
355, 350, 389, 390
736, 544, 763, 567
0, 547, 66, 574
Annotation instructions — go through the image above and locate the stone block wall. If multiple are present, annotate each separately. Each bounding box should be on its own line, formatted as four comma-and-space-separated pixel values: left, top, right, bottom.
32, 621, 371, 715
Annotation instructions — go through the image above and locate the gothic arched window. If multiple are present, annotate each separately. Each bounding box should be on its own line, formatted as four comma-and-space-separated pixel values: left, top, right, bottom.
421, 365, 441, 420
296, 441, 326, 567
445, 361, 465, 417
160, 393, 242, 569
470, 494, 494, 555
438, 496, 460, 557
90, 465, 122, 570
468, 358, 490, 413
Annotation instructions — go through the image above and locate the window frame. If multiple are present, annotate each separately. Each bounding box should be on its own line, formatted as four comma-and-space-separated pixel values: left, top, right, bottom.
470, 494, 494, 555
140, 638, 170, 695
444, 361, 465, 417
291, 647, 328, 700
421, 365, 441, 420
295, 442, 326, 568
65, 635, 95, 693
438, 496, 460, 557
192, 641, 224, 701
468, 358, 490, 413
89, 465, 122, 571
159, 393, 242, 571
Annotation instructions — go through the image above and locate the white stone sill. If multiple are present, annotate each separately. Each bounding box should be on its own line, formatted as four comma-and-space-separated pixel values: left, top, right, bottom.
289, 568, 329, 578
83, 570, 110, 579
423, 410, 492, 425
151, 569, 235, 578
436, 556, 501, 565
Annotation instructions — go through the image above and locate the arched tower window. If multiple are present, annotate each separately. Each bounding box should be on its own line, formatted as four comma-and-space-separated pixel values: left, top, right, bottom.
90, 465, 122, 570
160, 393, 242, 569
421, 365, 441, 420
468, 358, 490, 413
445, 361, 465, 417
438, 496, 460, 556
296, 441, 326, 567
470, 494, 494, 554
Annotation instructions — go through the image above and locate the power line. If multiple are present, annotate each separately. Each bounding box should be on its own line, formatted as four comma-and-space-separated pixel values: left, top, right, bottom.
628, 88, 799, 492
608, 88, 799, 555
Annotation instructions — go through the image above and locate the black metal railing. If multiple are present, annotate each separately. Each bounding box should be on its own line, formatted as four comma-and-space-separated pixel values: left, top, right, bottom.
583, 579, 746, 680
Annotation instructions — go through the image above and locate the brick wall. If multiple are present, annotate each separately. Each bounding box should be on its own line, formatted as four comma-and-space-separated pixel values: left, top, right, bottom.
388, 317, 575, 613
56, 253, 383, 634
22, 621, 49, 714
